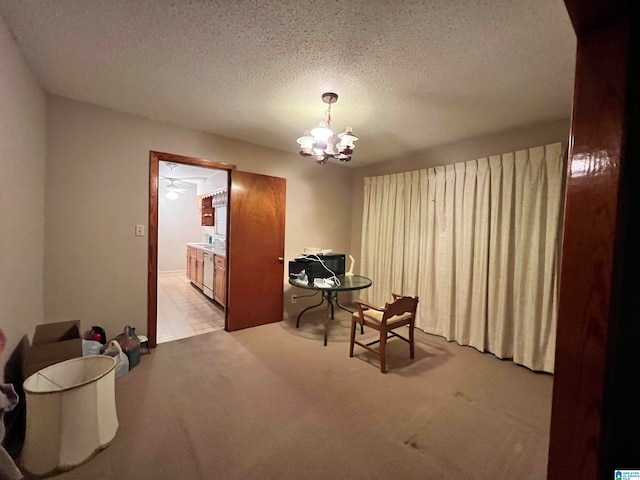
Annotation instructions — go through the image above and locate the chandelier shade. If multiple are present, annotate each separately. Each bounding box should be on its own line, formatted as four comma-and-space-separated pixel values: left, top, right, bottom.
297, 92, 359, 164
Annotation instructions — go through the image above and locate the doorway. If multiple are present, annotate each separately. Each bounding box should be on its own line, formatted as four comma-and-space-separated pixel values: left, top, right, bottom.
156, 160, 228, 343
148, 151, 287, 348
148, 151, 234, 348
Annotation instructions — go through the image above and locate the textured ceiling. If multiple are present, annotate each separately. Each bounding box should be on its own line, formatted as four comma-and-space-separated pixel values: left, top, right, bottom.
0, 0, 576, 167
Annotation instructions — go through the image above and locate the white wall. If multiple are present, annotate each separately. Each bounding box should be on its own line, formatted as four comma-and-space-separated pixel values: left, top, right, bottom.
200, 170, 227, 195
349, 119, 571, 268
158, 182, 202, 272
45, 96, 353, 338
0, 16, 46, 375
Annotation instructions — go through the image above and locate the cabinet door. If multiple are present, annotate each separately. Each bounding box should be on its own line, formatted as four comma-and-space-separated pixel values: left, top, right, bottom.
189, 248, 197, 284
195, 250, 204, 288
214, 255, 226, 307
186, 247, 191, 280
201, 196, 214, 226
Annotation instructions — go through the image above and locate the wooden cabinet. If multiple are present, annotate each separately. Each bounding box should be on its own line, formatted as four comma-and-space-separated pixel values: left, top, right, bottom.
186, 245, 225, 307
201, 196, 214, 226
188, 246, 197, 283
187, 246, 204, 287
214, 254, 226, 307
186, 247, 192, 280
195, 249, 204, 288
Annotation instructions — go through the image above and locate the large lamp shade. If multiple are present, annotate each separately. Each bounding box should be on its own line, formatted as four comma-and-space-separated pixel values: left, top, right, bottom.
22, 355, 118, 477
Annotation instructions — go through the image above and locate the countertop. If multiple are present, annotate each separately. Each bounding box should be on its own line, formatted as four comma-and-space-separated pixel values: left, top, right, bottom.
187, 243, 226, 257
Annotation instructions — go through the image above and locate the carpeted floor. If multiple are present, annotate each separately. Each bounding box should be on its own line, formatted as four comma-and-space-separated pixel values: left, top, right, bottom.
41, 309, 553, 480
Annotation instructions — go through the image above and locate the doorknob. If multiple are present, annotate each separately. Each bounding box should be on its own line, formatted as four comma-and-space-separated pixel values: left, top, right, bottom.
278, 257, 284, 263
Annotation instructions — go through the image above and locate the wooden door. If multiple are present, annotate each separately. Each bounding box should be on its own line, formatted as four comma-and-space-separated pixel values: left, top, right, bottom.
226, 171, 286, 331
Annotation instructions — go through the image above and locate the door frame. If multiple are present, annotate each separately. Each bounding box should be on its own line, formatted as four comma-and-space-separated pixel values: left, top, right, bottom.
148, 151, 235, 348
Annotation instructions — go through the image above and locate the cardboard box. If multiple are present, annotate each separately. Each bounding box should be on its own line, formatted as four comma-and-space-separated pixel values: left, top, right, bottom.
24, 320, 83, 379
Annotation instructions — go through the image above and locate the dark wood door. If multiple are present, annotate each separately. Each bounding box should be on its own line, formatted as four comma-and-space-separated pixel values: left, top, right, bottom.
226, 171, 286, 331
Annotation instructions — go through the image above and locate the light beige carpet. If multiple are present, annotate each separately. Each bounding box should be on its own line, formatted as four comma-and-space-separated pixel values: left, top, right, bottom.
41, 309, 553, 480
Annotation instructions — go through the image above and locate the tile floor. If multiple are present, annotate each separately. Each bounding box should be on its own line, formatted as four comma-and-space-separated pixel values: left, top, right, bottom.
157, 272, 225, 344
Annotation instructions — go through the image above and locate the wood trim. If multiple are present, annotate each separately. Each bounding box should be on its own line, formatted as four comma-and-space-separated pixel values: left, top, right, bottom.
601, 15, 640, 470
150, 151, 236, 171
147, 151, 235, 348
562, 0, 628, 35
549, 2, 634, 477
148, 153, 159, 348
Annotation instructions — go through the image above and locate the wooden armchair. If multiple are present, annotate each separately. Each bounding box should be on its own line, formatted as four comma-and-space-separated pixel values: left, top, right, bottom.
349, 293, 419, 373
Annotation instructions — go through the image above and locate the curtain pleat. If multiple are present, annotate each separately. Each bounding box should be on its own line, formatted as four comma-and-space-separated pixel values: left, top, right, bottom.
486, 153, 516, 359
360, 142, 565, 373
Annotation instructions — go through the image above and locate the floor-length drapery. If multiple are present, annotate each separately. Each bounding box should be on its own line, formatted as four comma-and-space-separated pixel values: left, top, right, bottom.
360, 142, 565, 372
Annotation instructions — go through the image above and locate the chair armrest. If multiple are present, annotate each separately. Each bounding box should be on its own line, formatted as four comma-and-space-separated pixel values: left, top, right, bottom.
355, 300, 385, 312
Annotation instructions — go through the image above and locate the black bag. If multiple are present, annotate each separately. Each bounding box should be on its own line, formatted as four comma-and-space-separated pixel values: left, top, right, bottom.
114, 326, 141, 370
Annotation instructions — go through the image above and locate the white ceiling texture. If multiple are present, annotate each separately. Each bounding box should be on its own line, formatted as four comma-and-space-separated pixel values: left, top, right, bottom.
0, 0, 576, 168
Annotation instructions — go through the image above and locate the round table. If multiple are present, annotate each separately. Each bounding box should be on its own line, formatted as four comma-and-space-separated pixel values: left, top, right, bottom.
289, 274, 372, 346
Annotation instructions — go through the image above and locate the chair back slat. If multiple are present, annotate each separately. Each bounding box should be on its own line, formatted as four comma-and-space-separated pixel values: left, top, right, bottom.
383, 296, 417, 322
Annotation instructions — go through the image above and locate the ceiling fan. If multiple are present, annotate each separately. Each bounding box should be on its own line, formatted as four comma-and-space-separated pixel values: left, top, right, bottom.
159, 162, 198, 200
161, 178, 187, 200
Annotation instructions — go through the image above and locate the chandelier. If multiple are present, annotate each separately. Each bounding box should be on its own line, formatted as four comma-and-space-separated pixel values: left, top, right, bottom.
297, 92, 359, 165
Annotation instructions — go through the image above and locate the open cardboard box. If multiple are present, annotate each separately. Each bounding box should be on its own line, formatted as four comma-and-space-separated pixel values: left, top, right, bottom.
24, 320, 82, 379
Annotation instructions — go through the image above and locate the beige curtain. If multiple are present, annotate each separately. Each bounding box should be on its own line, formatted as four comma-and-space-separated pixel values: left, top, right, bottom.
360, 143, 565, 373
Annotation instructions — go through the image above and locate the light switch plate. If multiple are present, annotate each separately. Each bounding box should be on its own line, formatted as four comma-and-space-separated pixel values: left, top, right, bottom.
135, 224, 145, 237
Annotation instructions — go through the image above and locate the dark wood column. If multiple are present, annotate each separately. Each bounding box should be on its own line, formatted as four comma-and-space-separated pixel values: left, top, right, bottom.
548, 1, 637, 478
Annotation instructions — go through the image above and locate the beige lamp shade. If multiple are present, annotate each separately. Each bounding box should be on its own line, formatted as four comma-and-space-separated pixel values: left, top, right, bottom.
22, 355, 118, 477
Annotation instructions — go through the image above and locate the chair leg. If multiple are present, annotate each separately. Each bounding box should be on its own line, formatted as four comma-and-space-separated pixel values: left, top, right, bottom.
349, 319, 357, 357
379, 330, 387, 373
409, 322, 415, 359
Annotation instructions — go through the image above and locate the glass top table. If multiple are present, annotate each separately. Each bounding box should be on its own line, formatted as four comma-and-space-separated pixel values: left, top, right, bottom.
289, 274, 372, 346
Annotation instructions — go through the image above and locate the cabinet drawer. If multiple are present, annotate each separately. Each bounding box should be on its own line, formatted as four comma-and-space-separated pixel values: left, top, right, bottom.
214, 255, 225, 269
196, 250, 204, 261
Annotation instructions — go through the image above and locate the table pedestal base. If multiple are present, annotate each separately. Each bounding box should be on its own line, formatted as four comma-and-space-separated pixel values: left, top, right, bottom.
296, 291, 363, 346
